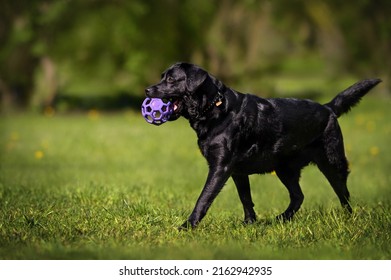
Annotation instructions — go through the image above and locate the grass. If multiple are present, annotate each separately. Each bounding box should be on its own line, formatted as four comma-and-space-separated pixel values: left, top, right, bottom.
0, 96, 390, 260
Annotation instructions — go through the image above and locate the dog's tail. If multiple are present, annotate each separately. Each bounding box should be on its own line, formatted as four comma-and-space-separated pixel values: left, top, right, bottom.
325, 79, 381, 117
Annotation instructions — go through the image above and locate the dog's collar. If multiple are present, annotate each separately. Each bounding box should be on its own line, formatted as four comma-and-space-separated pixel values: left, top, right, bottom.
200, 91, 224, 117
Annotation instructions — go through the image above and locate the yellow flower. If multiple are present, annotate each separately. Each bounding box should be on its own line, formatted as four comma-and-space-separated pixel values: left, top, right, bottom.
35, 150, 44, 159
44, 106, 55, 117
88, 109, 100, 120
369, 146, 379, 157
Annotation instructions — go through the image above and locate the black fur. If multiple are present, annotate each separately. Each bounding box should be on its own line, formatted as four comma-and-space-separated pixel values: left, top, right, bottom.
145, 62, 381, 229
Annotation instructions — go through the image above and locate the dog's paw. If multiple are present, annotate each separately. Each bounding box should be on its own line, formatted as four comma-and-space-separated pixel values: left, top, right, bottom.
243, 216, 257, 225
178, 220, 195, 231
276, 212, 294, 222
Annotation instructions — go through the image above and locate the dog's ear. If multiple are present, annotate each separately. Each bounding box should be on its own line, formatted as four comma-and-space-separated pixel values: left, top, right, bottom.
185, 65, 208, 93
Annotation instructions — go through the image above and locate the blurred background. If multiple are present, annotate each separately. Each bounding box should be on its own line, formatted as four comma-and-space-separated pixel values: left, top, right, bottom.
1, 0, 390, 112
1, 1, 390, 260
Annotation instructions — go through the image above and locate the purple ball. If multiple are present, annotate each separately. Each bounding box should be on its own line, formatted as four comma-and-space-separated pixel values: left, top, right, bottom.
141, 98, 173, 125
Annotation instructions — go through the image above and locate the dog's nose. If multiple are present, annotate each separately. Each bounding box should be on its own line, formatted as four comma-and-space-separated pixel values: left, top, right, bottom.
145, 87, 151, 97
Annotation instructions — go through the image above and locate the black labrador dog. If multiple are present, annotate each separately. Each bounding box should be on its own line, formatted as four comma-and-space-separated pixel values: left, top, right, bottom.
145, 62, 380, 229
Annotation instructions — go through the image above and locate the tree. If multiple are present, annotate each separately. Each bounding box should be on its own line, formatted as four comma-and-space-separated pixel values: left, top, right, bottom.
1, 0, 389, 111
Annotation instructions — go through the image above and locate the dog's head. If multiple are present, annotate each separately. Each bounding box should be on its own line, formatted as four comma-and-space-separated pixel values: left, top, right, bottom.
145, 62, 223, 121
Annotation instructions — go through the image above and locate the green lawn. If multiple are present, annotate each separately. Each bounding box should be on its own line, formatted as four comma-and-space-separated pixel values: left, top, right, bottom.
0, 97, 390, 259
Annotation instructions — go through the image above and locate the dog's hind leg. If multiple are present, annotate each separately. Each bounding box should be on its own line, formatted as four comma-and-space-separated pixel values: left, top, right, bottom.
275, 166, 304, 221
314, 119, 352, 213
232, 174, 257, 224
314, 152, 352, 213
316, 159, 352, 213
315, 153, 352, 213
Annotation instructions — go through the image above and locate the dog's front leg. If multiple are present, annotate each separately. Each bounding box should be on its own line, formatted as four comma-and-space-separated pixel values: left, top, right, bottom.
180, 166, 231, 230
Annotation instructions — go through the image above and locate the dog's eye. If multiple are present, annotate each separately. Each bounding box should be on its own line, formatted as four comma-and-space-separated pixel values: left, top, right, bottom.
166, 76, 175, 83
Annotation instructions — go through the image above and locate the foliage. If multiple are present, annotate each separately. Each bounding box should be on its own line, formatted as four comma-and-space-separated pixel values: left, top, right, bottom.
0, 96, 390, 259
0, 0, 390, 110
